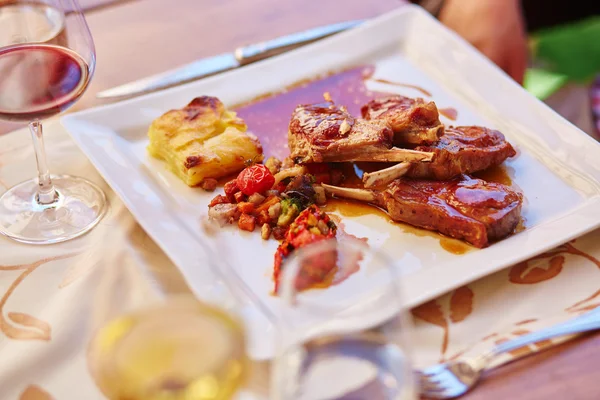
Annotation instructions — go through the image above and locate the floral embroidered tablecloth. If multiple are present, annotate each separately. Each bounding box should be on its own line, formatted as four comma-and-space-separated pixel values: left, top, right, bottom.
0, 121, 599, 400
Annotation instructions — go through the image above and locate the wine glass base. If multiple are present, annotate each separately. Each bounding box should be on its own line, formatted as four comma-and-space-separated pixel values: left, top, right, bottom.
0, 175, 107, 245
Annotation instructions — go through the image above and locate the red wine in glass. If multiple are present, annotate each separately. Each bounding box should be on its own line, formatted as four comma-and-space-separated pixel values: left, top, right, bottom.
0, 0, 107, 245
0, 44, 89, 121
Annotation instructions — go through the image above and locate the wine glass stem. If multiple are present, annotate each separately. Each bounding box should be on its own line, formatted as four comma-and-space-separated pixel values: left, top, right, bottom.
29, 121, 58, 205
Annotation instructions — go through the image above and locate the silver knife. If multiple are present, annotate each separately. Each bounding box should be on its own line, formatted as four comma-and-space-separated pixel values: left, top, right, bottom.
96, 20, 364, 100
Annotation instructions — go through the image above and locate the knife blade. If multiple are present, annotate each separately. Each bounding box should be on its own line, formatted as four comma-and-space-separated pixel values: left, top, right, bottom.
96, 20, 364, 100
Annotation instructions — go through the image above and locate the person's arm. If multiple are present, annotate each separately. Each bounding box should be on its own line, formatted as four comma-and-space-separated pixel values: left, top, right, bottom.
436, 0, 528, 84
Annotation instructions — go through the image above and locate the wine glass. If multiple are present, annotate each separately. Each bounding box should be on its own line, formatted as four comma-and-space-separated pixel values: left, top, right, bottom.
86, 211, 261, 400
87, 295, 250, 400
0, 0, 106, 244
271, 237, 417, 400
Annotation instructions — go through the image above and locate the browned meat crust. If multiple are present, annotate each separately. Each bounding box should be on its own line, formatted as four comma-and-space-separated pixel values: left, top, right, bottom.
288, 101, 394, 164
383, 175, 523, 248
361, 95, 444, 145
407, 126, 516, 180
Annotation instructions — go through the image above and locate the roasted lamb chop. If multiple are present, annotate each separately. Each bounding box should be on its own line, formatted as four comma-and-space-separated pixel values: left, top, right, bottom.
361, 95, 444, 145
323, 175, 523, 248
288, 101, 434, 164
363, 126, 516, 187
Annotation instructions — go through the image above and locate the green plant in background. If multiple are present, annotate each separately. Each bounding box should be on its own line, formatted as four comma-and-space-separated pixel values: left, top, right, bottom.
524, 16, 600, 100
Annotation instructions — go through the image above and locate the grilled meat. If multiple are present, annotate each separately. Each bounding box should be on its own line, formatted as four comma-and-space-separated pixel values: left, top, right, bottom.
408, 126, 516, 180
323, 175, 523, 248
362, 125, 517, 187
288, 101, 433, 164
361, 95, 444, 145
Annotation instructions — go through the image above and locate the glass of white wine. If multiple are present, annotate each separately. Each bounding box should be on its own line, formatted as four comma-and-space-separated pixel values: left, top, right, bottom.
85, 185, 269, 400
87, 294, 249, 400
85, 216, 254, 400
271, 237, 416, 400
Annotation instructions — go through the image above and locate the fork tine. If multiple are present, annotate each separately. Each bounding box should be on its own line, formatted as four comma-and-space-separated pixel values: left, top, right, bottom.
416, 371, 442, 386
421, 364, 448, 377
422, 383, 456, 398
421, 378, 450, 392
421, 374, 467, 399
419, 377, 442, 391
421, 384, 447, 396
421, 371, 461, 396
418, 371, 442, 383
419, 360, 480, 399
423, 381, 449, 393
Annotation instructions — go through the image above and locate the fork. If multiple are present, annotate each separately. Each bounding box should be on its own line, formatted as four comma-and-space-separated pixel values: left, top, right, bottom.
418, 307, 600, 399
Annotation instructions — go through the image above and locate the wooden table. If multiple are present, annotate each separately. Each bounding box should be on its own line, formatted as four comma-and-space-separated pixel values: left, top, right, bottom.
3, 1, 600, 398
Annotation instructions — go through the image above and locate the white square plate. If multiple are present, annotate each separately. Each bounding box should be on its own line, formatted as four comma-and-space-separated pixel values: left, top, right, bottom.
62, 5, 600, 359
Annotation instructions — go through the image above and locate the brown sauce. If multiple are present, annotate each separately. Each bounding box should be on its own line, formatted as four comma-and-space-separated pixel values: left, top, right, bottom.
472, 164, 513, 186
324, 198, 474, 255
439, 107, 458, 121
370, 78, 432, 97
439, 238, 473, 255
234, 65, 393, 159
324, 198, 388, 219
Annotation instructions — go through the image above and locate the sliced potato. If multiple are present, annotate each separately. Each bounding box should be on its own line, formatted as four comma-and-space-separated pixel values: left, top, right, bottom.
148, 96, 263, 186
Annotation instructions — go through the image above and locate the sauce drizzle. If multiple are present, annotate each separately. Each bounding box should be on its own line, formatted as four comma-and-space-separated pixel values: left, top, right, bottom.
472, 164, 513, 186
370, 78, 432, 97
439, 238, 472, 255
439, 107, 458, 121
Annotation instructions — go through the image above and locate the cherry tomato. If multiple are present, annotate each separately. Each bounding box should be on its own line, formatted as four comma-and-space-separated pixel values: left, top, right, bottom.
236, 164, 275, 195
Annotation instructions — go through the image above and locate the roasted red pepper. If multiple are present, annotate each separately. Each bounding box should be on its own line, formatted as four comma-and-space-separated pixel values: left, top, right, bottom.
224, 180, 240, 199
273, 205, 337, 293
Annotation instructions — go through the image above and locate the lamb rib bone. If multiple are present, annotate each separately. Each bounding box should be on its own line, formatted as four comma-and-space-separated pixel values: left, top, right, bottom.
362, 162, 410, 188
346, 148, 433, 163
322, 183, 378, 203
364, 125, 518, 184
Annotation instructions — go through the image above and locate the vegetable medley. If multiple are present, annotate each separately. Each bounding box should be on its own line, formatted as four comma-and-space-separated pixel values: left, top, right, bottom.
208, 157, 344, 291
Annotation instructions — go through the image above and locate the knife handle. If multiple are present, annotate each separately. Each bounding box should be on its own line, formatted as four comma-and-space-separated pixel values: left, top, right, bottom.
234, 20, 363, 65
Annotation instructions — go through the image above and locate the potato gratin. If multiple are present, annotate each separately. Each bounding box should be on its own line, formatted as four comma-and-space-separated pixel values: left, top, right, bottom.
148, 96, 263, 187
